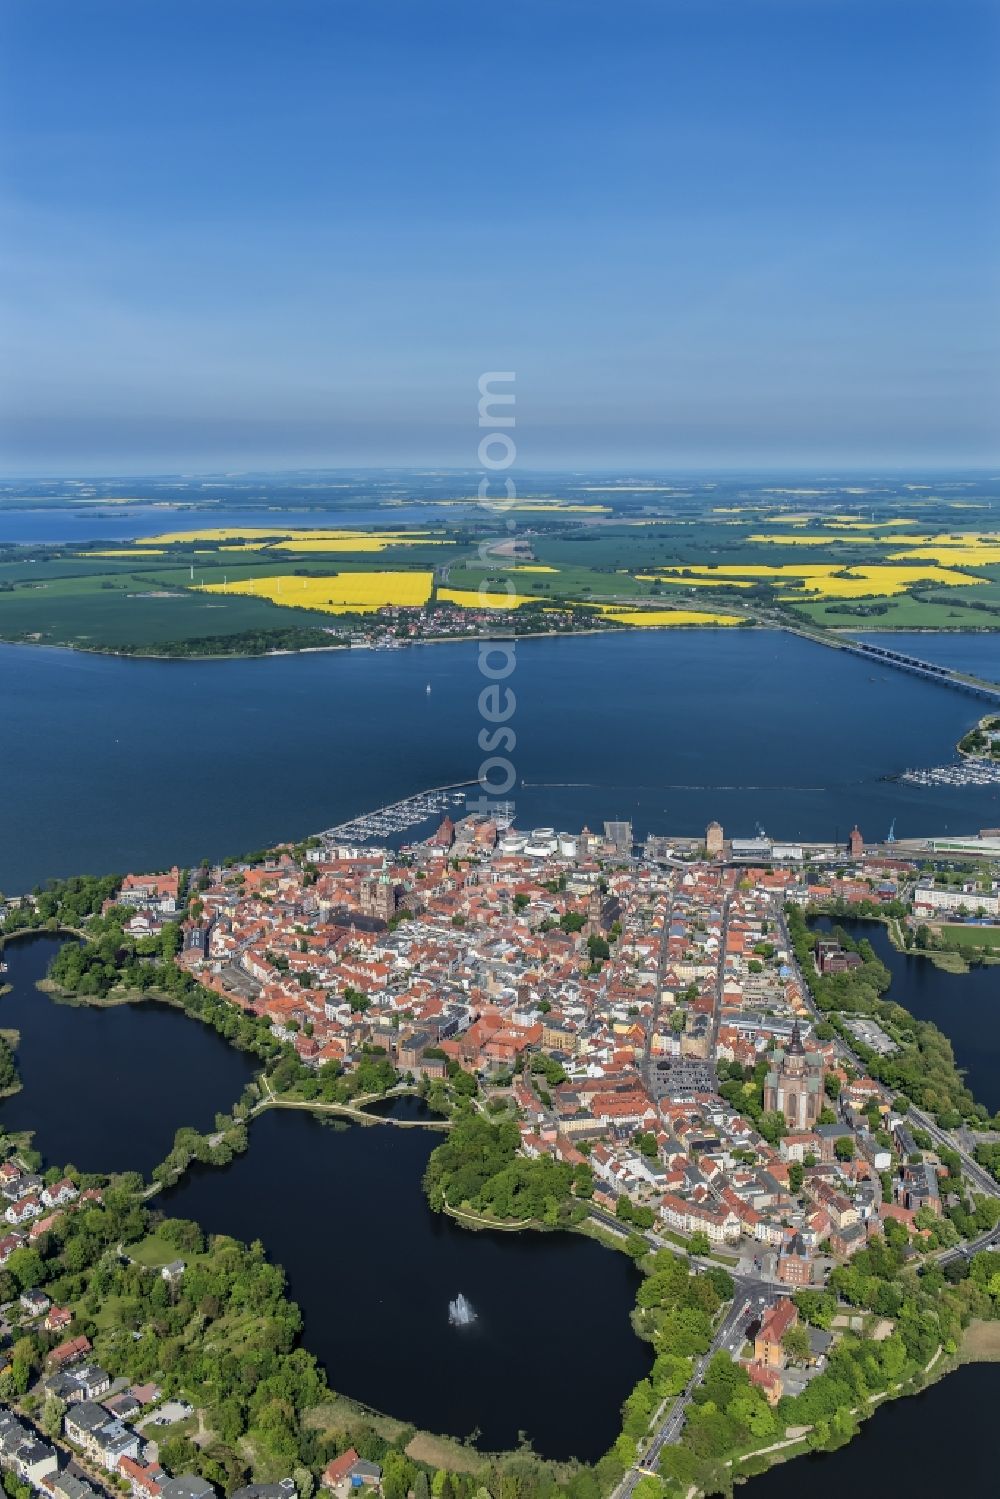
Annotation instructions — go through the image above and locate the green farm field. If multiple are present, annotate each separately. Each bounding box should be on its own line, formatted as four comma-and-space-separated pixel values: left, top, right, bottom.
788, 591, 1000, 630
0, 569, 337, 648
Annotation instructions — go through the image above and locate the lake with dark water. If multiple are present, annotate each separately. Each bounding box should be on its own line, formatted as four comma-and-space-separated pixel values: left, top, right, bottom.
811, 914, 1000, 1114
0, 933, 256, 1174
739, 1359, 1000, 1499
160, 1104, 651, 1460
2, 629, 999, 893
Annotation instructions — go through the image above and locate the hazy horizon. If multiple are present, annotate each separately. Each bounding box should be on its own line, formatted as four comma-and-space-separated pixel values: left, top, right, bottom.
4, 463, 1000, 487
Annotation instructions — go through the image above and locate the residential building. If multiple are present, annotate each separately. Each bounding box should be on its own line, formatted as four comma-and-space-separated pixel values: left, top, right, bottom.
754, 1298, 798, 1369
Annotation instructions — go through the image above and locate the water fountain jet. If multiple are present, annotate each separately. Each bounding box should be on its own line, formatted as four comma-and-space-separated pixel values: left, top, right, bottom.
448, 1293, 476, 1327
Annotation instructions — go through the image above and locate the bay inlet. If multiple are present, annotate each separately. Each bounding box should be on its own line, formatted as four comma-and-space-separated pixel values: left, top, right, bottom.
2, 629, 1000, 893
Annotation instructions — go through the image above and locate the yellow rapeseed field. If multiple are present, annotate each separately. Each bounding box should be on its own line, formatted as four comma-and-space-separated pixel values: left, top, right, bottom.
269, 537, 449, 553
590, 607, 740, 626
634, 572, 752, 588
828, 517, 918, 528
502, 503, 610, 513
148, 527, 447, 550
745, 533, 885, 546
888, 543, 1000, 566
84, 548, 167, 557
510, 564, 558, 573
436, 587, 543, 609
785, 566, 985, 598
196, 571, 434, 613
657, 562, 986, 598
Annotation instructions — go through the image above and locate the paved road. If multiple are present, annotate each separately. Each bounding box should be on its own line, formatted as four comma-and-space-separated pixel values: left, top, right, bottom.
905, 1103, 1000, 1200
642, 876, 674, 1076
615, 1289, 775, 1499
937, 1220, 1000, 1268
586, 1202, 785, 1291
711, 891, 730, 1054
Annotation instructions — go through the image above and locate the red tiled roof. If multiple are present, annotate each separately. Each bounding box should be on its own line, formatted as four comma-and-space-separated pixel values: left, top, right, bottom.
759, 1297, 797, 1344
323, 1449, 360, 1487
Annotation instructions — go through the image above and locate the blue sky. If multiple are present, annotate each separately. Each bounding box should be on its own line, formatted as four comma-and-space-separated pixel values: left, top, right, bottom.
1, 0, 998, 474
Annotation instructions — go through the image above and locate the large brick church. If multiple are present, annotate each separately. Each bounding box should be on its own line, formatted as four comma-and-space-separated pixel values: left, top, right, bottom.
764, 1021, 825, 1131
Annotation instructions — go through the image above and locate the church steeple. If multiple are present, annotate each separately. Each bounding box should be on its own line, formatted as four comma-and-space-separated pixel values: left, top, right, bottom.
764, 1019, 824, 1131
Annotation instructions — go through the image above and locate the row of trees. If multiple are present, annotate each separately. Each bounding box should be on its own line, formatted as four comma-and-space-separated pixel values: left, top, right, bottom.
598, 1250, 740, 1499
0, 1032, 18, 1094
3, 874, 123, 933
119, 626, 344, 658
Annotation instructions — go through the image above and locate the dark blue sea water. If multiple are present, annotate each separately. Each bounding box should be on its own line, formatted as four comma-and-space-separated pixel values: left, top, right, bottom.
1, 629, 997, 893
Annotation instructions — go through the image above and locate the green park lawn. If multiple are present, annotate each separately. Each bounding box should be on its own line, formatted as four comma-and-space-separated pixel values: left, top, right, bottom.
129, 1232, 190, 1269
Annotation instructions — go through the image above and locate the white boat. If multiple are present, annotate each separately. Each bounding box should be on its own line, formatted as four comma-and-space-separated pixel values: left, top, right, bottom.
426, 683, 432, 694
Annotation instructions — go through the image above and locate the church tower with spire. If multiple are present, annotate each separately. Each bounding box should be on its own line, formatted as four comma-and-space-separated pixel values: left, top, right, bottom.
360, 862, 397, 925
763, 1020, 825, 1130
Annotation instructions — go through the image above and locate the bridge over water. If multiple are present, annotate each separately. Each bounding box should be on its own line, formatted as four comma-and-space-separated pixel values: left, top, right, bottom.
785, 626, 1000, 703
